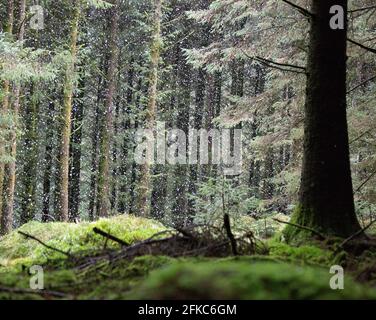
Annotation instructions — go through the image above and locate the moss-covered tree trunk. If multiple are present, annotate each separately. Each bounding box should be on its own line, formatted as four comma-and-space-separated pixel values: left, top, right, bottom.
56, 1, 80, 221
0, 0, 16, 235
286, 0, 361, 239
137, 0, 162, 217
97, 0, 120, 217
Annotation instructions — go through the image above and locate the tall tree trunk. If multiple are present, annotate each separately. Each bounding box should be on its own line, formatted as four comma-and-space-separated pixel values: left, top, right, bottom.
42, 98, 55, 222
1, 0, 18, 235
19, 84, 39, 224
56, 1, 80, 221
97, 0, 120, 217
88, 73, 103, 221
285, 0, 361, 239
68, 77, 84, 221
137, 0, 162, 217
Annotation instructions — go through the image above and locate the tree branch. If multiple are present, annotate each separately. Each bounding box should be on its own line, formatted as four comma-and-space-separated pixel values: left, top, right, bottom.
281, 0, 313, 18
347, 76, 376, 94
339, 220, 376, 248
242, 51, 306, 74
348, 38, 376, 54
255, 56, 306, 71
93, 227, 129, 247
354, 168, 376, 194
349, 5, 376, 13
18, 231, 71, 257
0, 286, 70, 298
273, 218, 326, 240
347, 75, 376, 94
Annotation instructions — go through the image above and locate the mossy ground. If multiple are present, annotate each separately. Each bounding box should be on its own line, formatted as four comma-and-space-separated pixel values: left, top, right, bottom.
0, 214, 375, 300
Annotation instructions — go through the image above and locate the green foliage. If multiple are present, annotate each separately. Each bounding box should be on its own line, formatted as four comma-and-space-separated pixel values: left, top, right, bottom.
191, 176, 263, 225
267, 240, 334, 267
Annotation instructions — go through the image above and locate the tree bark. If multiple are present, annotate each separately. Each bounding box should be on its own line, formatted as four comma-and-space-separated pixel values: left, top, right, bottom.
137, 0, 163, 217
286, 0, 361, 239
97, 0, 120, 217
56, 1, 80, 221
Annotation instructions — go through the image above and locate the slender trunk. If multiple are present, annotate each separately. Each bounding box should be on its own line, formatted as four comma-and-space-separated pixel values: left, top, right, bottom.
1, 0, 18, 234
42, 99, 55, 222
56, 2, 80, 221
286, 0, 361, 239
137, 0, 162, 217
118, 61, 134, 214
97, 0, 120, 217
19, 84, 39, 224
68, 77, 84, 221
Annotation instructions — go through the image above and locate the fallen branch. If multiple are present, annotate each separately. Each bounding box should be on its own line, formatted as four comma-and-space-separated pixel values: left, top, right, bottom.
339, 220, 376, 249
272, 218, 326, 240
93, 227, 129, 247
0, 286, 69, 298
18, 231, 71, 257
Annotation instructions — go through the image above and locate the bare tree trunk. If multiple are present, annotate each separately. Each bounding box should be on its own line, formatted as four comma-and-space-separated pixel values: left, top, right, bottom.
97, 0, 120, 217
56, 1, 80, 221
137, 0, 162, 217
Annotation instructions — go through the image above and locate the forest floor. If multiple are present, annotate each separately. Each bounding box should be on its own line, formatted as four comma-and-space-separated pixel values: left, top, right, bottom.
1, 214, 376, 300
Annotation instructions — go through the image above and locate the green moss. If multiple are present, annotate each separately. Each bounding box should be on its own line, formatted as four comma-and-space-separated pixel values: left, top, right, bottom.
79, 255, 176, 299
129, 260, 376, 300
267, 240, 334, 266
0, 215, 165, 269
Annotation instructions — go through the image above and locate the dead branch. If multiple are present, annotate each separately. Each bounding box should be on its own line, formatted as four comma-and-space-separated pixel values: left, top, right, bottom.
255, 56, 306, 71
272, 218, 326, 240
18, 231, 71, 257
0, 286, 70, 298
348, 38, 376, 54
354, 168, 376, 194
339, 220, 376, 249
349, 5, 376, 13
347, 75, 376, 94
93, 227, 129, 247
281, 0, 313, 18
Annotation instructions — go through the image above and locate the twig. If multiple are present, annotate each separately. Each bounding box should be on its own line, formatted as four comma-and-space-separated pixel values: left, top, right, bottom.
354, 168, 376, 194
18, 231, 71, 257
348, 38, 376, 54
347, 75, 376, 94
281, 0, 313, 18
0, 286, 69, 298
93, 227, 129, 247
339, 220, 376, 248
255, 56, 306, 71
241, 50, 306, 74
272, 218, 326, 240
349, 5, 376, 13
